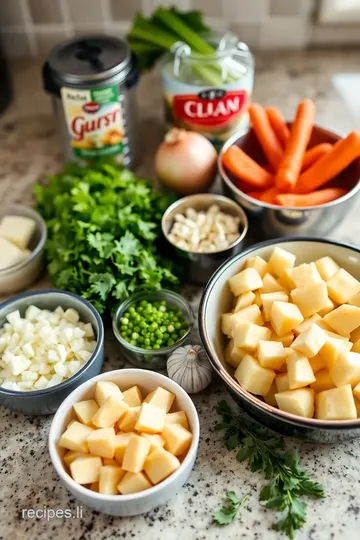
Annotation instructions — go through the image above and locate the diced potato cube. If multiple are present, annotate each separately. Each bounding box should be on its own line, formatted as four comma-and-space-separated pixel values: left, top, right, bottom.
118, 471, 152, 494
353, 381, 360, 400
270, 301, 303, 337
354, 398, 360, 417
114, 433, 133, 464
318, 298, 335, 317
0, 237, 24, 270
324, 305, 360, 337
234, 354, 275, 396
0, 215, 36, 249
257, 340, 286, 370
122, 434, 151, 473
165, 411, 189, 430
293, 314, 322, 336
319, 337, 352, 370
272, 332, 294, 347
309, 354, 326, 373
261, 291, 289, 321
275, 388, 314, 418
351, 326, 360, 343
135, 403, 166, 433
99, 465, 125, 495
324, 330, 350, 341
162, 423, 192, 456
228, 268, 263, 296
310, 369, 335, 393
59, 421, 94, 453
144, 387, 175, 412
245, 256, 269, 278
278, 268, 296, 292
63, 451, 85, 468
226, 305, 264, 337
95, 381, 123, 407
141, 433, 166, 452
221, 313, 234, 337
291, 324, 327, 358
316, 385, 356, 420
118, 407, 140, 433
286, 351, 316, 389
291, 263, 322, 287
315, 256, 340, 281
348, 292, 360, 308
73, 399, 99, 425
291, 282, 330, 318
122, 386, 142, 407
103, 458, 118, 466
234, 291, 255, 312
262, 273, 287, 293
327, 269, 360, 304
225, 339, 247, 368
264, 381, 278, 407
353, 339, 360, 353
268, 247, 296, 277
143, 447, 180, 485
91, 397, 128, 428
232, 323, 271, 351
70, 455, 102, 484
329, 351, 360, 388
275, 373, 290, 393
87, 427, 115, 459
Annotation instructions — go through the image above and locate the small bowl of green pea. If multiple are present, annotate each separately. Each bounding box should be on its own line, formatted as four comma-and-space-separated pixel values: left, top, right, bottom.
112, 290, 195, 370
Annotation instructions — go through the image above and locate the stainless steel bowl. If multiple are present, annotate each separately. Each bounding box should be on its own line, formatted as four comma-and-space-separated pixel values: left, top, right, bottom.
199, 237, 360, 442
161, 194, 248, 285
218, 124, 360, 240
0, 290, 104, 415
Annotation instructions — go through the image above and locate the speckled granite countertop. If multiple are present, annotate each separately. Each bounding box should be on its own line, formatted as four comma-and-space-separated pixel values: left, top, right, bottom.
1, 50, 360, 540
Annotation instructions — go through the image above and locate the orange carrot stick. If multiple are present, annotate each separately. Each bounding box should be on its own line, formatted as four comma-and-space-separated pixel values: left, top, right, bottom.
222, 145, 274, 188
259, 186, 281, 204
275, 187, 347, 207
249, 103, 283, 170
301, 143, 332, 172
295, 131, 360, 193
266, 107, 290, 148
275, 99, 316, 189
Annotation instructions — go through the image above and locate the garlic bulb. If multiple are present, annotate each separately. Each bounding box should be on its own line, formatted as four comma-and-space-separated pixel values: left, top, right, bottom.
167, 344, 212, 394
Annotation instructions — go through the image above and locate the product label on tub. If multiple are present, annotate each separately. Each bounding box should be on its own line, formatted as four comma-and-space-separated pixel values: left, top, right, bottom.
60, 86, 124, 160
162, 76, 253, 150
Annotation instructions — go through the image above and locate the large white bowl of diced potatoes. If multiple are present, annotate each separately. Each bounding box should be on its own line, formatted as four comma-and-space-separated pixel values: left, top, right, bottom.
49, 369, 199, 516
199, 238, 360, 441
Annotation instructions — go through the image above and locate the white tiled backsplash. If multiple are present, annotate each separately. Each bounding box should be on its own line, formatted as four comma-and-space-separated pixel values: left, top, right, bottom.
0, 0, 359, 59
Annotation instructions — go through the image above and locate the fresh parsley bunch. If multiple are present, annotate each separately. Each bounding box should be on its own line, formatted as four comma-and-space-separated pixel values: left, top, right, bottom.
215, 401, 325, 538
34, 162, 181, 314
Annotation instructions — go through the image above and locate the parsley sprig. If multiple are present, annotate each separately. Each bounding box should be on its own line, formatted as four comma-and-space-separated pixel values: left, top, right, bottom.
213, 490, 249, 526
215, 401, 325, 538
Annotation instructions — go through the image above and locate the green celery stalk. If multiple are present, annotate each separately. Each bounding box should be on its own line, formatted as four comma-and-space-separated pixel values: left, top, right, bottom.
154, 7, 214, 55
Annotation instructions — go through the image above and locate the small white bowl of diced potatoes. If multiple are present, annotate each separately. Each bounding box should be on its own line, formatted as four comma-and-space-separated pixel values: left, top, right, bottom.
49, 369, 199, 516
199, 238, 360, 440
0, 204, 47, 294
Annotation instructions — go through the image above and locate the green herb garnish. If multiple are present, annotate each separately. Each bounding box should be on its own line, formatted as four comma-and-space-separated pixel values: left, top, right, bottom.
34, 162, 181, 314
215, 401, 325, 538
213, 490, 249, 526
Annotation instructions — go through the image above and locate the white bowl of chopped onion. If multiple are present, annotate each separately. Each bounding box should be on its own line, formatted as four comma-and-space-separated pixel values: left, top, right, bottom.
0, 289, 104, 414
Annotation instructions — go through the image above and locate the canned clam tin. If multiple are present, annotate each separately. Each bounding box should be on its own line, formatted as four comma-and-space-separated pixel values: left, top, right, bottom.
161, 34, 254, 150
43, 35, 139, 167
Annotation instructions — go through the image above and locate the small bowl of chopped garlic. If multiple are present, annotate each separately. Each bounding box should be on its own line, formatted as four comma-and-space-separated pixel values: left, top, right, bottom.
0, 289, 104, 415
161, 194, 248, 284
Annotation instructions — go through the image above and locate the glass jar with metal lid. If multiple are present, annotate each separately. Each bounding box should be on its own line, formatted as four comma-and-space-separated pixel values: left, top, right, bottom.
161, 33, 254, 151
43, 35, 139, 168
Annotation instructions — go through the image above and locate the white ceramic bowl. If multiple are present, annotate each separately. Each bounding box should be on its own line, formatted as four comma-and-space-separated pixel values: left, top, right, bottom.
49, 369, 200, 516
199, 238, 360, 442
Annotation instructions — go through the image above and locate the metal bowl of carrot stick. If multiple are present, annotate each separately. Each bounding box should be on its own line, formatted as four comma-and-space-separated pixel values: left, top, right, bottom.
219, 116, 360, 240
